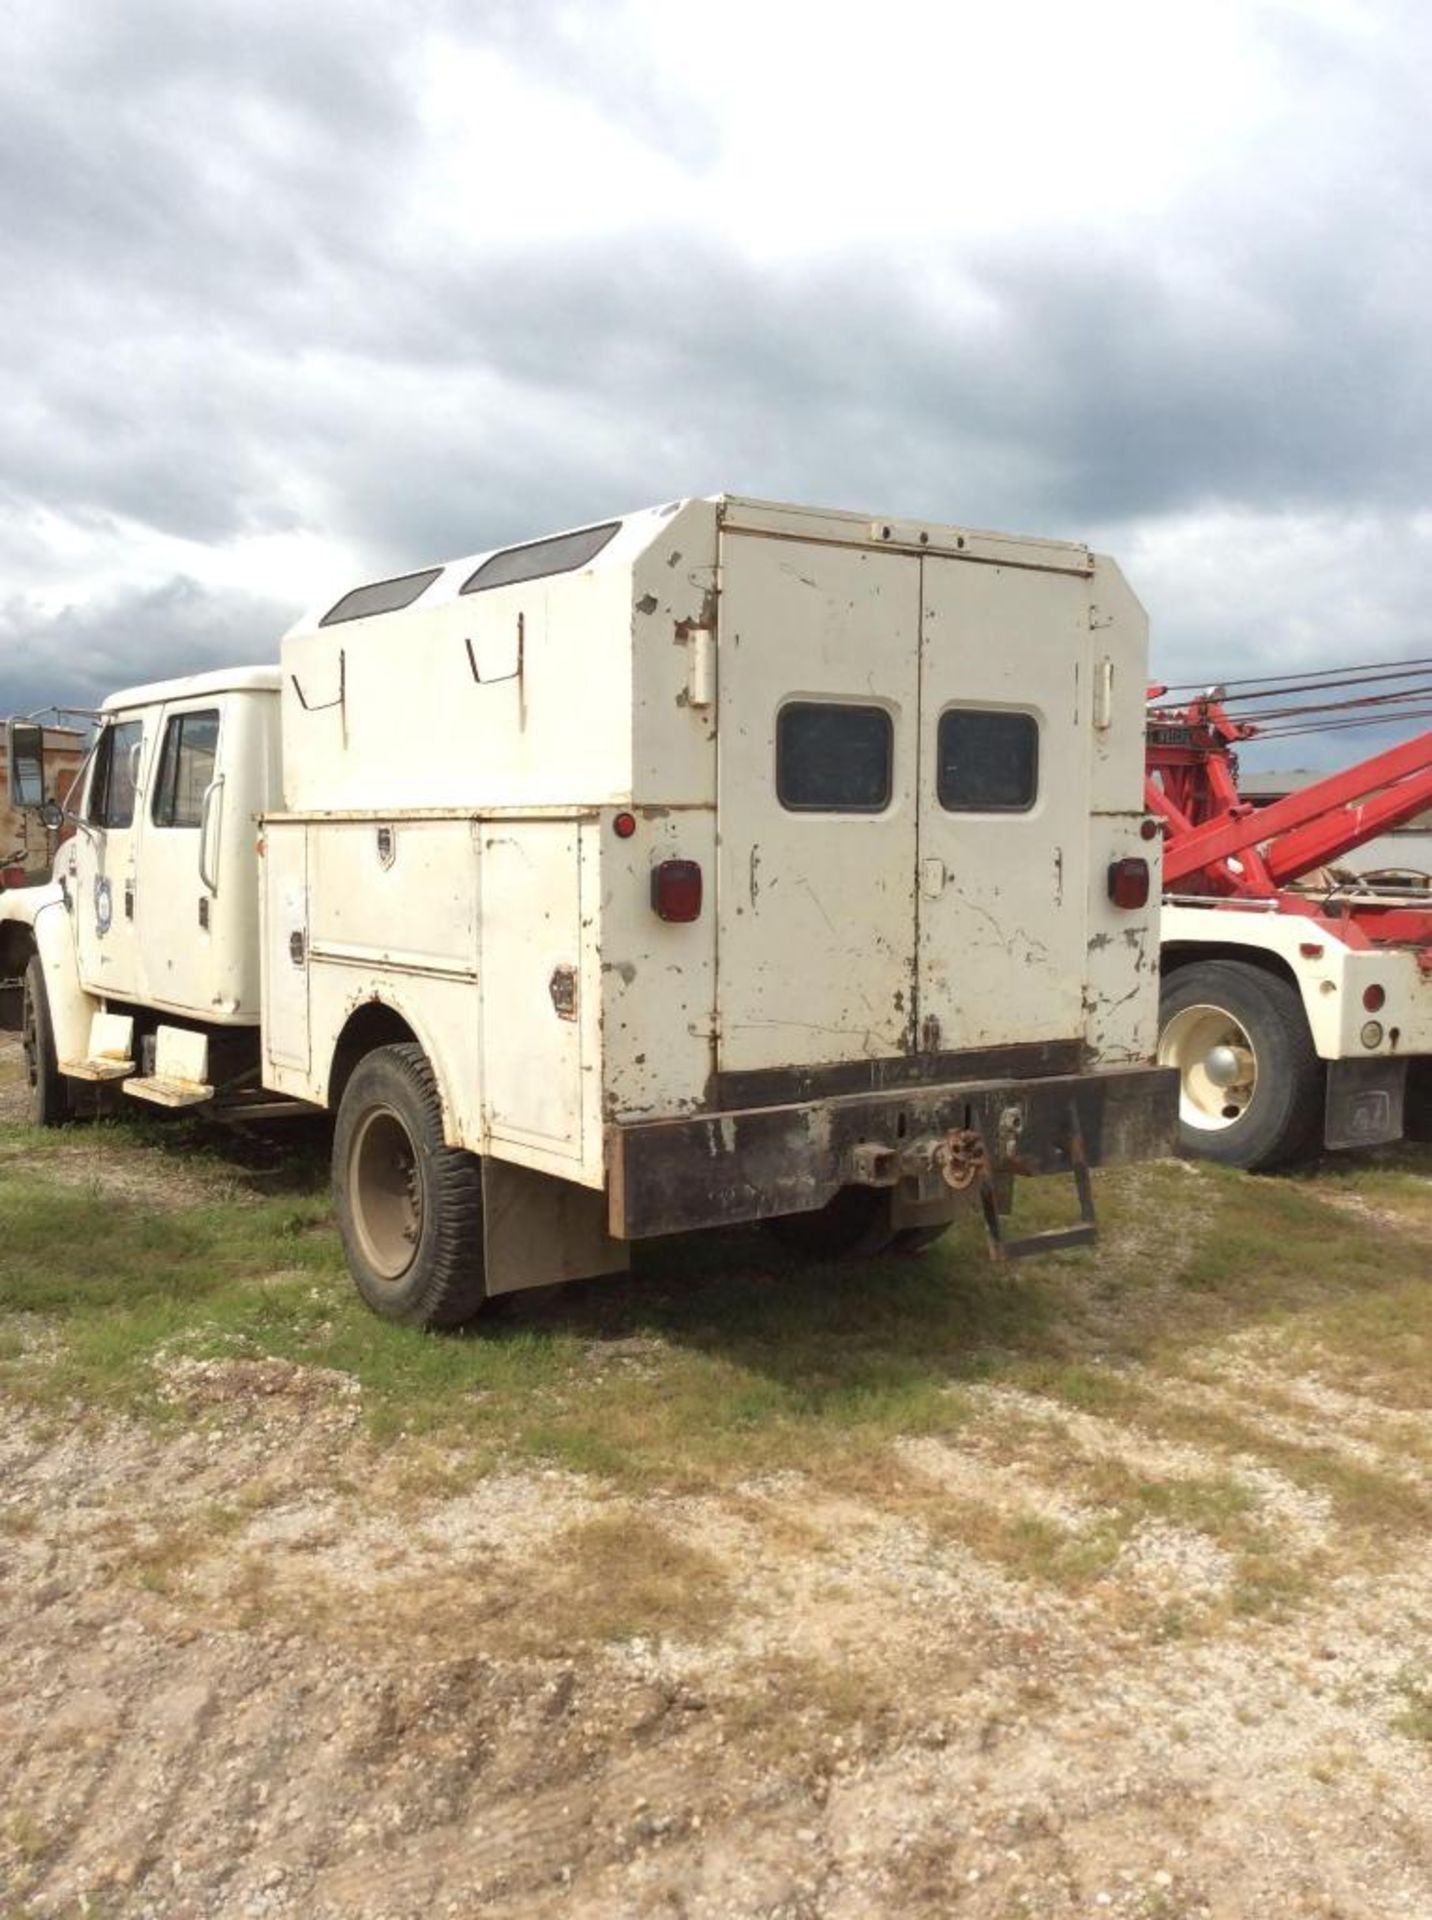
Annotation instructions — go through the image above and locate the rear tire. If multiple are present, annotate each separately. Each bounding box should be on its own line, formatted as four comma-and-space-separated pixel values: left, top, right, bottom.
1158, 960, 1323, 1170
890, 1222, 955, 1255
332, 1043, 487, 1328
21, 955, 71, 1128
1406, 1059, 1432, 1143
764, 1185, 895, 1261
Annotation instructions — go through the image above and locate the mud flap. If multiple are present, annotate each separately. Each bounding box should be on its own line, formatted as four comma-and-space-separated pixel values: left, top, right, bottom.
1324, 1057, 1407, 1151
481, 1158, 630, 1296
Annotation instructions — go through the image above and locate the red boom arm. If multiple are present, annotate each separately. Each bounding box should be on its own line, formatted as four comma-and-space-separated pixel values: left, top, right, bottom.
1160, 727, 1432, 889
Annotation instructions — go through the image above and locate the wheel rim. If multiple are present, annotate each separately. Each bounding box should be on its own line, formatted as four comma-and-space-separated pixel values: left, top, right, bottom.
348, 1105, 424, 1280
1158, 1003, 1258, 1132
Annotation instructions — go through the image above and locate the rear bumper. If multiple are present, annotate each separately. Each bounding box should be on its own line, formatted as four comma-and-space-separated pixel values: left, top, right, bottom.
607, 1063, 1178, 1240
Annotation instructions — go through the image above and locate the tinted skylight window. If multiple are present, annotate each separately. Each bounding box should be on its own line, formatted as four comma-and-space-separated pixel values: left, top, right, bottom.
319, 567, 444, 627
460, 522, 620, 595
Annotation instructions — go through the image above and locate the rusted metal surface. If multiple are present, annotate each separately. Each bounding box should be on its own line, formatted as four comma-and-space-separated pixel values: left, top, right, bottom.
607, 1064, 1177, 1242
713, 1038, 1084, 1109
936, 1127, 987, 1191
977, 1106, 1098, 1261
548, 964, 578, 1020
1, 725, 85, 884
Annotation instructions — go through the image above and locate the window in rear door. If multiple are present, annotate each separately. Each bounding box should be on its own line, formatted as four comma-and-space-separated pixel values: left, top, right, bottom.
937, 708, 1039, 812
776, 701, 893, 811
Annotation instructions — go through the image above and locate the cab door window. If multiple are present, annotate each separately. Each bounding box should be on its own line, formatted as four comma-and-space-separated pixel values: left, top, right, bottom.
87, 720, 144, 828
151, 710, 220, 829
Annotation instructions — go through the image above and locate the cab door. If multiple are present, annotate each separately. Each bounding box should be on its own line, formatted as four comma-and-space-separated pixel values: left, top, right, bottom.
137, 701, 222, 1014
915, 555, 1091, 1051
715, 532, 920, 1074
72, 712, 150, 1002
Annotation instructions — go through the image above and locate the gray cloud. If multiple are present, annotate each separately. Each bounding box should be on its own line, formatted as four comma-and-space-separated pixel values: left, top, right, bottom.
0, 579, 291, 720
1, 0, 1430, 763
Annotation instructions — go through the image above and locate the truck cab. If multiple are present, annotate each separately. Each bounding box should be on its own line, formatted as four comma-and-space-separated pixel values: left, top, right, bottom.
2, 667, 281, 1107
65, 667, 280, 1023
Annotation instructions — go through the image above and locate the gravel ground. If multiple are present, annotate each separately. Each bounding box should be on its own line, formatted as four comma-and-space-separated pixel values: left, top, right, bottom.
3, 1365, 1430, 1919
1, 1032, 1430, 1919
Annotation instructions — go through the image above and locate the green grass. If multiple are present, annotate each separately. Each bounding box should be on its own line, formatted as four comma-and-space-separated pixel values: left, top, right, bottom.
1393, 1671, 1432, 1744
1, 1100, 1429, 1525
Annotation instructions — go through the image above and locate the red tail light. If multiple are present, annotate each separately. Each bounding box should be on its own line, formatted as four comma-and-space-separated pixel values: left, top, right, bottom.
1107, 857, 1150, 909
651, 858, 702, 922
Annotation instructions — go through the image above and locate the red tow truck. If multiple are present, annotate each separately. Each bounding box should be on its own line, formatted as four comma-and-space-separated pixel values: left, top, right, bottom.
1147, 666, 1432, 1167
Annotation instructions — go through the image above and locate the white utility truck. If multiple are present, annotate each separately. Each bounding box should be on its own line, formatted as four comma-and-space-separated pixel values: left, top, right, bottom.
2, 496, 1175, 1324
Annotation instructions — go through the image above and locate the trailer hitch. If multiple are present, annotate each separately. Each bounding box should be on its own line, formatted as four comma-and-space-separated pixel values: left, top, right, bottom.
876, 1108, 1099, 1261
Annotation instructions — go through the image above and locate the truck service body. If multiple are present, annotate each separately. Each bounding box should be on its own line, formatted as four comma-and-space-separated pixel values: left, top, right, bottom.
2, 496, 1175, 1320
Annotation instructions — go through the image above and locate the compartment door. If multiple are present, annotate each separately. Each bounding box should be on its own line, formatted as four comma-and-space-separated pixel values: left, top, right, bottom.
479, 820, 586, 1162
716, 534, 920, 1073
916, 556, 1090, 1051
262, 824, 310, 1071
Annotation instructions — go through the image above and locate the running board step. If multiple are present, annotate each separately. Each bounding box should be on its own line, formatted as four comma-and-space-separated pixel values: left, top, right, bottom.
62, 1056, 136, 1082
121, 1025, 212, 1110
124, 1075, 215, 1109
61, 1011, 135, 1081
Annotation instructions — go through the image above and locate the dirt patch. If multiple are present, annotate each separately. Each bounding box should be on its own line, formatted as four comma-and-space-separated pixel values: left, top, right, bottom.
2, 1375, 1431, 1920
155, 1355, 363, 1412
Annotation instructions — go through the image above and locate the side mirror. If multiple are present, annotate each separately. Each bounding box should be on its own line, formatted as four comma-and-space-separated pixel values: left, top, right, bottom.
5, 719, 46, 811
41, 798, 64, 832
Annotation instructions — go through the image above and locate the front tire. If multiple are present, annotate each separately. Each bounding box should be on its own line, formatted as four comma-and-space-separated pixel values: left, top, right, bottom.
332, 1043, 487, 1327
21, 954, 71, 1128
1158, 960, 1323, 1170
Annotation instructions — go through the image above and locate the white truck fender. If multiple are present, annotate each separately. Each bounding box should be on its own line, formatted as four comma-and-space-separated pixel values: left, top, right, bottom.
29, 888, 99, 1069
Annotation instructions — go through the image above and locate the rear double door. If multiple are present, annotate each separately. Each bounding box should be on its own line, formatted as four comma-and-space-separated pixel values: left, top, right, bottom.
715, 534, 1090, 1077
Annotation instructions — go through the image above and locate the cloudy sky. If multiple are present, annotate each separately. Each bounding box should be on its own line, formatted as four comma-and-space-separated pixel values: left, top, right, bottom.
3, 0, 1430, 763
